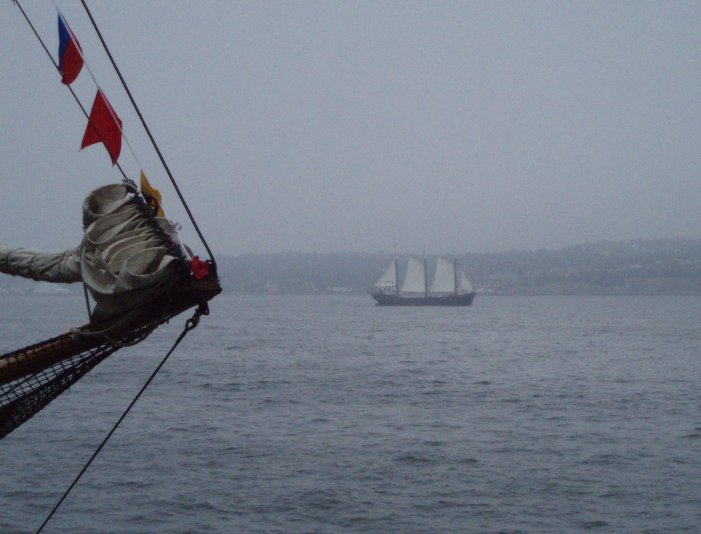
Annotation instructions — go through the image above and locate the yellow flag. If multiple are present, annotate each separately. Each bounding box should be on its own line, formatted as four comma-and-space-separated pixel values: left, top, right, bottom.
140, 170, 165, 218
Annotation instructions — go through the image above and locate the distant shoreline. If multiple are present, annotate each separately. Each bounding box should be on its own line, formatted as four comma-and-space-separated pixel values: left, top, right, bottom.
3, 238, 700, 297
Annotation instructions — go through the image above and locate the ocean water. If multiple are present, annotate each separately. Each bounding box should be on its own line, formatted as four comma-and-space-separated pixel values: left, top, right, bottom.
1, 294, 700, 533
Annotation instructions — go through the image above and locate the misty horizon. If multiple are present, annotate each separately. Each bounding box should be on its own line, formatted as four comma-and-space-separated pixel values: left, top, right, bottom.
218, 235, 700, 258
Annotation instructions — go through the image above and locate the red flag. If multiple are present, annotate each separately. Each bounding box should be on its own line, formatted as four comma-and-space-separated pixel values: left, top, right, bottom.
81, 90, 122, 165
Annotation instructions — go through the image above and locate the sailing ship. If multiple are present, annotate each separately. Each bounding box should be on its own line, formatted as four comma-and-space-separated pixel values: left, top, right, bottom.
369, 255, 476, 306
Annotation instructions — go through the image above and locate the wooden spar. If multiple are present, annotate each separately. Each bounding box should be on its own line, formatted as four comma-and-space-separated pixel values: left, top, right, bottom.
394, 255, 399, 296
0, 275, 221, 387
0, 335, 84, 386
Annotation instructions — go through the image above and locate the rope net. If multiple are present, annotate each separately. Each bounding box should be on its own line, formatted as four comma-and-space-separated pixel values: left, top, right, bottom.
0, 323, 158, 440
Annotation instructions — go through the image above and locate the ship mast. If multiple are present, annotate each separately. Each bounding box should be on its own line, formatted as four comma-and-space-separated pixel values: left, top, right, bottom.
454, 257, 458, 295
424, 253, 428, 297
394, 246, 399, 296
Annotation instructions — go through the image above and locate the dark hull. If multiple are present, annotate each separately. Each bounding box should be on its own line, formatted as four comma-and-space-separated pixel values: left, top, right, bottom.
370, 292, 476, 306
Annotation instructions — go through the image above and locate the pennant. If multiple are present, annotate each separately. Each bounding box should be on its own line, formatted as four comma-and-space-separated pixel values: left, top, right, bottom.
81, 90, 123, 165
57, 14, 83, 85
140, 170, 165, 217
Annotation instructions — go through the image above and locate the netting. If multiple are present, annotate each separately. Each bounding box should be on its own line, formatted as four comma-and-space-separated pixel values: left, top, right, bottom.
0, 323, 158, 440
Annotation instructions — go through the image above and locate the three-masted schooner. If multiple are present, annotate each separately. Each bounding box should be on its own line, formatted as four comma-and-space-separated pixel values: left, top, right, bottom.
369, 256, 476, 306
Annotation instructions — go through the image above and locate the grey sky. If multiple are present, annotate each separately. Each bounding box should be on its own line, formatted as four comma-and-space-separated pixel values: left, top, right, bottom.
2, 1, 700, 256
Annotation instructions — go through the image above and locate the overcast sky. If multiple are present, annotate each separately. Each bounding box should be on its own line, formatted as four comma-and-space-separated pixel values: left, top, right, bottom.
1, 1, 700, 256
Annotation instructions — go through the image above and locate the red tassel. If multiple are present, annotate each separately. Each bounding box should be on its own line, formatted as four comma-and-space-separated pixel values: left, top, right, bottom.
191, 256, 209, 280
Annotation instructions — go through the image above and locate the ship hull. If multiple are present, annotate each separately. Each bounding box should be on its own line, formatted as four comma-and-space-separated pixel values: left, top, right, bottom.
370, 292, 476, 306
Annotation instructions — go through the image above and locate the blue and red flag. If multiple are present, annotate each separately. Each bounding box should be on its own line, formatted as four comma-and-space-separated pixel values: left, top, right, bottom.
57, 14, 83, 85
81, 90, 123, 165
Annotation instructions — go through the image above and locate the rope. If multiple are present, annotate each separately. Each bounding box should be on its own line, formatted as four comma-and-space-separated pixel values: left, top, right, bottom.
81, 283, 92, 321
36, 304, 208, 534
79, 0, 217, 268
12, 0, 131, 183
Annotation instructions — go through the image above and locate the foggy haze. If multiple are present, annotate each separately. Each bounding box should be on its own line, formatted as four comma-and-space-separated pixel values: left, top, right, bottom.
1, 1, 700, 257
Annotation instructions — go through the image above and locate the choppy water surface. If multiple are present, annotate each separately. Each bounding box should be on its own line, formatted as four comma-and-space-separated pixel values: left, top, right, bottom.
1, 295, 700, 532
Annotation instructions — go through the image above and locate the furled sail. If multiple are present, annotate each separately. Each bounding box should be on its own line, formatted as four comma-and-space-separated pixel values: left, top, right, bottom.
374, 260, 397, 289
429, 257, 456, 294
79, 183, 185, 321
0, 183, 219, 440
0, 247, 82, 283
401, 257, 425, 294
0, 184, 185, 321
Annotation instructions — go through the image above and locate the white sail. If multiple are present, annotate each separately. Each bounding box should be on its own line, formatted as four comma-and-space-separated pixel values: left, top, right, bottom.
458, 268, 474, 293
430, 257, 456, 294
401, 257, 426, 294
374, 260, 397, 289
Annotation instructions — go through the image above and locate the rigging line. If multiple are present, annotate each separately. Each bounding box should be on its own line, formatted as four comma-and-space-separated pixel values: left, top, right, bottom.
12, 0, 130, 183
36, 305, 206, 534
82, 283, 92, 321
52, 2, 144, 171
80, 0, 217, 267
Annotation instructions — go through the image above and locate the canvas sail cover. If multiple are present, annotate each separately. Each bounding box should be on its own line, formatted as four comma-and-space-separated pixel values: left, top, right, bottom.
0, 183, 185, 322
374, 260, 397, 289
401, 257, 426, 294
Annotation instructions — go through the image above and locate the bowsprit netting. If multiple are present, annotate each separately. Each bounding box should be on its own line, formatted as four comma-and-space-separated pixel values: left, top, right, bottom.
0, 322, 160, 440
